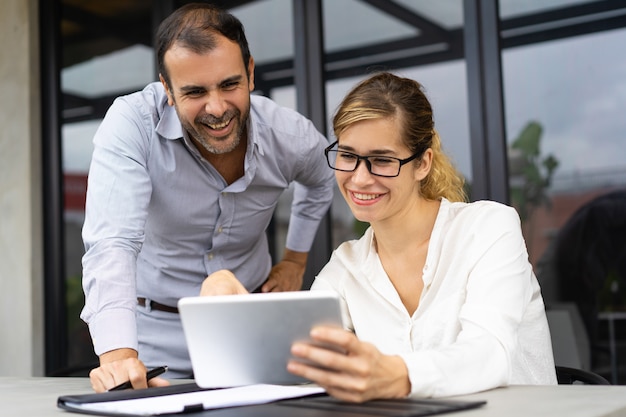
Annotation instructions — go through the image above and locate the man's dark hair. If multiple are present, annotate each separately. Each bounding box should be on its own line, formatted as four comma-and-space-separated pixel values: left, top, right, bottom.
156, 3, 251, 85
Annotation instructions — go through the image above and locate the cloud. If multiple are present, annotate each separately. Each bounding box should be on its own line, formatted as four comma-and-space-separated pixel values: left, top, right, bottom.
503, 28, 626, 187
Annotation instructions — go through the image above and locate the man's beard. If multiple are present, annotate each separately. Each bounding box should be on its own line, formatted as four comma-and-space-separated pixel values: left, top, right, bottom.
180, 106, 249, 155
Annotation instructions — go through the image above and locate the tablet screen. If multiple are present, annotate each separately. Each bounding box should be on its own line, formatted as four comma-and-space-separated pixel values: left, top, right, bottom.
179, 291, 343, 388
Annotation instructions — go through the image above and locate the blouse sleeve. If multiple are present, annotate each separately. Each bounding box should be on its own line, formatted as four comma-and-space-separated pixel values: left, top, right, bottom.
401, 204, 547, 397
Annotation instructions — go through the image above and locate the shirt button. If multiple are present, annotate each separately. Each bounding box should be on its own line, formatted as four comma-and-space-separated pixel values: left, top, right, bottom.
217, 227, 223, 234
207, 254, 214, 260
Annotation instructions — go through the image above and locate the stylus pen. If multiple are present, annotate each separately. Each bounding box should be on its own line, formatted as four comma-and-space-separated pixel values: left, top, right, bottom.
108, 365, 168, 391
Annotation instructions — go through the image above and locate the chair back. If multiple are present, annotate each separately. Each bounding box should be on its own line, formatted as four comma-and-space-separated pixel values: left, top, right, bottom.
545, 302, 591, 370
556, 365, 610, 385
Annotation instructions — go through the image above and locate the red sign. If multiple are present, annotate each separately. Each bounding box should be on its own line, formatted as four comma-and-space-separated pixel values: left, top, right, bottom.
64, 173, 88, 212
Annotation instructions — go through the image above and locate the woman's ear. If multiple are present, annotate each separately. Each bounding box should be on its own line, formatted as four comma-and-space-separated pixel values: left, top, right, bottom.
414, 148, 433, 181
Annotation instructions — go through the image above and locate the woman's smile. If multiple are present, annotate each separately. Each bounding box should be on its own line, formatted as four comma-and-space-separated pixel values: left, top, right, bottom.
349, 190, 385, 205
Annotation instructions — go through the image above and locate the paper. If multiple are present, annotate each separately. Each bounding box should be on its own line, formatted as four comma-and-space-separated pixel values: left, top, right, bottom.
64, 384, 325, 416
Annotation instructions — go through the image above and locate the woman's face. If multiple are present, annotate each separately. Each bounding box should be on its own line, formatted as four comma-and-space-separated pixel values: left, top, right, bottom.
335, 118, 428, 226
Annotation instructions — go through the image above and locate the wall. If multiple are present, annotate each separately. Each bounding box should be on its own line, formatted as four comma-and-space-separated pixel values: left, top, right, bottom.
0, 0, 45, 376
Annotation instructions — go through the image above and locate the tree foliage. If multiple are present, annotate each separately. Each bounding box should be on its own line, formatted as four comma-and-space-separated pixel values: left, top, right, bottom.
509, 121, 559, 222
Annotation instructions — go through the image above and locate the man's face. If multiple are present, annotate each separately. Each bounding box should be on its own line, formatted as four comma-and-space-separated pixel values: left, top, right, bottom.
161, 36, 255, 155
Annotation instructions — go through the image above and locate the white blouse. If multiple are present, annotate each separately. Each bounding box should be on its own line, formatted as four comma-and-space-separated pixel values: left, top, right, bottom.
312, 198, 557, 397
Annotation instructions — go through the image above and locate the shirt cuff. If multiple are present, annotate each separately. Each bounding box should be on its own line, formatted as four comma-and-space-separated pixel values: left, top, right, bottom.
285, 214, 323, 252
88, 308, 138, 356
398, 351, 444, 398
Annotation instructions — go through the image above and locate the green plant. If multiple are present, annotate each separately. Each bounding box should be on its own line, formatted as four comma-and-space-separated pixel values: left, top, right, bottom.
508, 121, 559, 223
66, 274, 85, 333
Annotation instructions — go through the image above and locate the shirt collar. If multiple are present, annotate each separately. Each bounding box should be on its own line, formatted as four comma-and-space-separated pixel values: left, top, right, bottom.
246, 96, 264, 156
154, 94, 263, 190
155, 102, 184, 140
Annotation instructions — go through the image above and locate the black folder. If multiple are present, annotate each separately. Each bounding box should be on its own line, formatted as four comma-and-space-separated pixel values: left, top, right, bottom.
57, 382, 486, 416
278, 396, 487, 416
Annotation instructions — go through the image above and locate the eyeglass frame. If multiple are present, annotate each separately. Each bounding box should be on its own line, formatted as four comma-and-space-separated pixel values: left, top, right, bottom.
324, 140, 423, 178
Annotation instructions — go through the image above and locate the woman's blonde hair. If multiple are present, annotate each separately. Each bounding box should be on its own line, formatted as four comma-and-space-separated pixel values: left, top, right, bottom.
333, 72, 467, 202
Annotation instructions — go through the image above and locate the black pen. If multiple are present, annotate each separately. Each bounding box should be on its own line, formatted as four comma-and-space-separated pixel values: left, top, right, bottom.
108, 365, 168, 391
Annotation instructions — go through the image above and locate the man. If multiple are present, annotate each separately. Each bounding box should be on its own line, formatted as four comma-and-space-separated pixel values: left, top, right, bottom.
82, 3, 334, 392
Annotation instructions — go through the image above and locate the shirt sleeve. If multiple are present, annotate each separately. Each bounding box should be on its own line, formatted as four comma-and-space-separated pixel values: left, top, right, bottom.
284, 121, 335, 253
401, 205, 541, 397
311, 265, 354, 332
80, 96, 153, 355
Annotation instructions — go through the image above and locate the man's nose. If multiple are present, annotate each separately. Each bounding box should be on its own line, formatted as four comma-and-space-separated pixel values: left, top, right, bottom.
204, 91, 228, 117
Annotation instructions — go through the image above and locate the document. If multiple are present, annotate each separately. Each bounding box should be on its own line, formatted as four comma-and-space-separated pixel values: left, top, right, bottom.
59, 383, 325, 416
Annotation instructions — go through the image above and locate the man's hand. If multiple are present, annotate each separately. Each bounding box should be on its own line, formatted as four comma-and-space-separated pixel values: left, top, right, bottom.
89, 348, 170, 392
261, 249, 307, 292
287, 326, 411, 402
200, 270, 249, 296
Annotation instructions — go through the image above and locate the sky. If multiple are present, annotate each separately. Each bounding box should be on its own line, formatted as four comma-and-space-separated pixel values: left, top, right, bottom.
61, 23, 626, 193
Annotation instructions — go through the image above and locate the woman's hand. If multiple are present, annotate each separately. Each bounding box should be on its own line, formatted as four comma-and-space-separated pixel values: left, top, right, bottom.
287, 326, 411, 402
200, 270, 249, 296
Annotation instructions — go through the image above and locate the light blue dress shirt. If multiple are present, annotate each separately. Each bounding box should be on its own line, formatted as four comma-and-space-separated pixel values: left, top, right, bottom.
81, 82, 334, 373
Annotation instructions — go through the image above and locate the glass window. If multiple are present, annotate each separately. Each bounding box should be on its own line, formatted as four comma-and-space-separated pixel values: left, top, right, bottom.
323, 0, 419, 53
60, 0, 155, 374
231, 0, 294, 64
501, 1, 626, 382
268, 1, 469, 252
503, 28, 626, 294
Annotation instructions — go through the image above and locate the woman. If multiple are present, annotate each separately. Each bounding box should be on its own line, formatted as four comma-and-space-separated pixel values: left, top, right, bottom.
202, 72, 556, 401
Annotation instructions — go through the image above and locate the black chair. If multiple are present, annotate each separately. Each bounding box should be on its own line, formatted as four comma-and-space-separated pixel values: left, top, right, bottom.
556, 365, 611, 385
554, 190, 626, 378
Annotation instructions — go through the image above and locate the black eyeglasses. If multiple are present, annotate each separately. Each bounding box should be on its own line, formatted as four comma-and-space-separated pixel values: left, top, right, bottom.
324, 141, 422, 178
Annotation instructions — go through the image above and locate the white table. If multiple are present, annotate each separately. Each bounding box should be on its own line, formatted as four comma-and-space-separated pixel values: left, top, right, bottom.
3, 377, 626, 416
452, 384, 626, 416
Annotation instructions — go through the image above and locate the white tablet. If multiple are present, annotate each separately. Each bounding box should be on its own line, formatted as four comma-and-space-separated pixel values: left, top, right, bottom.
178, 291, 343, 388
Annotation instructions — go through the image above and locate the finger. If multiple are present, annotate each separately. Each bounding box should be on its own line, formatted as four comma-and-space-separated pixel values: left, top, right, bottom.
263, 284, 277, 292
200, 270, 248, 296
324, 385, 370, 403
127, 365, 149, 390
261, 277, 277, 293
287, 358, 335, 381
287, 358, 364, 396
98, 358, 147, 391
235, 281, 250, 294
291, 341, 350, 372
310, 326, 360, 353
148, 376, 171, 388
91, 365, 131, 392
89, 368, 111, 393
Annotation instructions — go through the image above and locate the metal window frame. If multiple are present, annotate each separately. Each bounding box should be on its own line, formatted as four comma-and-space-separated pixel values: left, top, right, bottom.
464, 0, 509, 203
292, 0, 332, 289
45, 0, 620, 374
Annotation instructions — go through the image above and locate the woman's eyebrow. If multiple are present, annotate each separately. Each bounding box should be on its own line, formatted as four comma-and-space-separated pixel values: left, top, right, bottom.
337, 144, 397, 155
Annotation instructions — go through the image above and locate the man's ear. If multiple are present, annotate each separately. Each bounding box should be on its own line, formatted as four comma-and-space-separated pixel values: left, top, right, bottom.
159, 74, 174, 106
414, 148, 433, 181
247, 56, 255, 92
